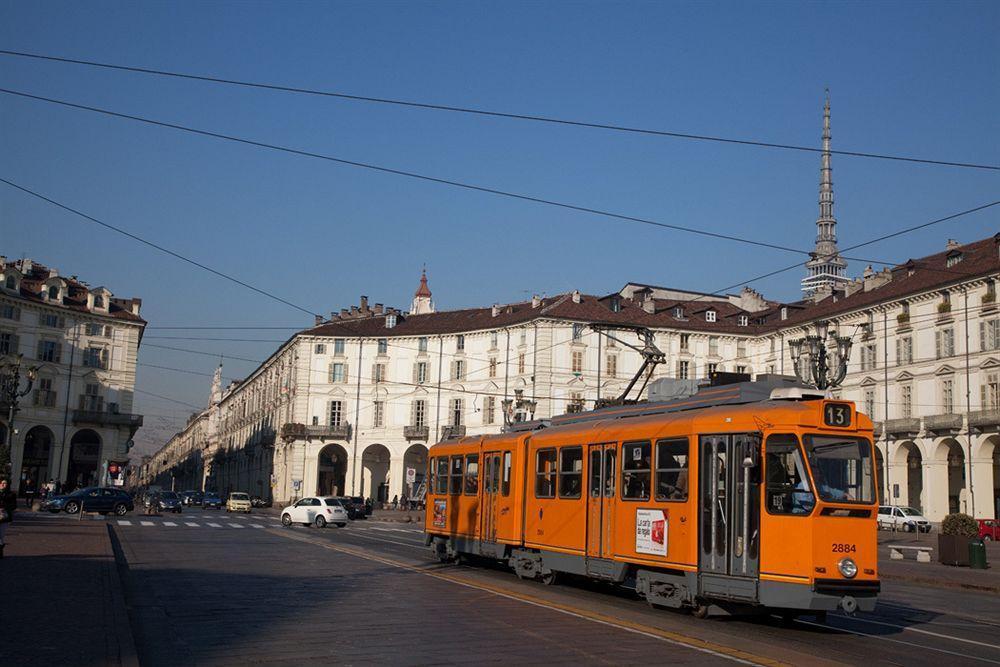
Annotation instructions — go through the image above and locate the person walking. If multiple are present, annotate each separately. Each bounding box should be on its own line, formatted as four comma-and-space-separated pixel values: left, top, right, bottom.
0, 478, 17, 559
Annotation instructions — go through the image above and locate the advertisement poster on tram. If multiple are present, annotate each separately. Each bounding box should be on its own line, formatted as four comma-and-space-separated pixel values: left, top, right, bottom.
432, 499, 447, 528
635, 509, 667, 555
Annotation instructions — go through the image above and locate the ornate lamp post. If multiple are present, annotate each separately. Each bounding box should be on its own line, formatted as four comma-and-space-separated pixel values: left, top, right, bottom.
788, 321, 852, 390
1, 354, 39, 480
502, 389, 538, 429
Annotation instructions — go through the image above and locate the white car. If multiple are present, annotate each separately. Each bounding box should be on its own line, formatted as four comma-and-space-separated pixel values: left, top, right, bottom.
877, 505, 932, 533
281, 496, 349, 528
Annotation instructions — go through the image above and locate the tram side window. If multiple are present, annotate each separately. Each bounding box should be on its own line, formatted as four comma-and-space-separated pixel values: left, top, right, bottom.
449, 455, 464, 495
434, 457, 449, 494
558, 447, 583, 499
464, 454, 479, 495
765, 434, 815, 515
535, 449, 557, 498
502, 451, 512, 496
622, 441, 652, 500
655, 439, 689, 501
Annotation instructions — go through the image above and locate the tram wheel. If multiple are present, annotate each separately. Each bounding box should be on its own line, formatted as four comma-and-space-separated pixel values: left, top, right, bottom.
691, 604, 710, 619
539, 571, 558, 586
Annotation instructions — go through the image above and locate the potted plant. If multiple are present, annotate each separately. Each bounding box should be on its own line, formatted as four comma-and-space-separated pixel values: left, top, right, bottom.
939, 513, 978, 566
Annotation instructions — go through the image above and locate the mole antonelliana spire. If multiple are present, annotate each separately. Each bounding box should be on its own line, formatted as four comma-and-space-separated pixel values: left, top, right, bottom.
801, 90, 849, 295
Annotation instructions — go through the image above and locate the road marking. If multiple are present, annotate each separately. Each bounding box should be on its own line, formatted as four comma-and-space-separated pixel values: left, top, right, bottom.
163, 522, 177, 527
207, 522, 222, 528
117, 520, 132, 526
140, 521, 154, 526
185, 522, 200, 527
271, 530, 777, 666
251, 524, 265, 528
228, 523, 244, 528
834, 613, 1000, 650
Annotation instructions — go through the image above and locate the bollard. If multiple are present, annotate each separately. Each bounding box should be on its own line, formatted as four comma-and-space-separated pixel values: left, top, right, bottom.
969, 538, 988, 570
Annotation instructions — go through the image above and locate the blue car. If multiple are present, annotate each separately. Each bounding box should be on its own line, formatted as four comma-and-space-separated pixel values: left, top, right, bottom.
41, 487, 134, 516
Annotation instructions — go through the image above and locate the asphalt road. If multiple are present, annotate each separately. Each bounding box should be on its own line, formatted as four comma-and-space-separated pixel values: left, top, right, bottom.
104, 511, 1000, 666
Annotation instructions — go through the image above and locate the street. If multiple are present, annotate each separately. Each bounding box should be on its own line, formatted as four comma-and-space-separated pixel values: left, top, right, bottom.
9, 510, 991, 666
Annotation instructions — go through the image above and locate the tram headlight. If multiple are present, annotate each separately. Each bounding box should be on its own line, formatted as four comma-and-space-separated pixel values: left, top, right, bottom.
838, 557, 858, 579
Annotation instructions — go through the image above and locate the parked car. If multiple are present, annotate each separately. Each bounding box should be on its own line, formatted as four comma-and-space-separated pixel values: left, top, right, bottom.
280, 497, 349, 528
333, 496, 367, 520
154, 491, 184, 513
40, 487, 134, 516
226, 492, 252, 513
877, 505, 931, 533
202, 492, 223, 509
181, 490, 203, 506
978, 519, 1000, 541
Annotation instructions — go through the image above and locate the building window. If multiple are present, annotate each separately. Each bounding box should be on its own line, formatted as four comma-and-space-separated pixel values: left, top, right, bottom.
655, 438, 689, 501
983, 372, 1000, 410
377, 338, 388, 354
333, 339, 345, 355
606, 354, 617, 378
535, 449, 557, 498
47, 285, 59, 300
79, 383, 103, 412
861, 343, 877, 371
705, 310, 717, 323
329, 363, 346, 383
896, 336, 913, 365
450, 398, 463, 426
490, 331, 498, 348
737, 341, 747, 359
942, 378, 954, 413
566, 392, 584, 413
3, 275, 13, 290
673, 306, 684, 319
37, 340, 61, 363
41, 313, 64, 328
559, 447, 583, 499
678, 360, 690, 379
329, 400, 344, 427
385, 314, 397, 329
606, 335, 616, 348
418, 337, 428, 353
34, 378, 56, 408
434, 457, 449, 494
736, 365, 746, 374
0, 304, 19, 320
738, 315, 748, 327
621, 441, 651, 500
373, 401, 385, 428
571, 350, 583, 374
780, 307, 788, 320
488, 357, 497, 378
900, 385, 912, 419
415, 362, 429, 384
520, 329, 527, 346
0, 331, 17, 355
935, 328, 955, 358
947, 252, 963, 267
518, 352, 526, 375
708, 362, 718, 375
93, 295, 105, 309
981, 319, 999, 351
484, 396, 496, 425
314, 343, 326, 355
572, 323, 584, 340
680, 334, 690, 351
456, 335, 465, 352
449, 456, 464, 495
83, 347, 109, 370
464, 454, 479, 495
412, 400, 427, 428
610, 297, 621, 313
85, 322, 104, 336
373, 363, 386, 383
451, 359, 465, 381
709, 337, 719, 356
863, 388, 875, 418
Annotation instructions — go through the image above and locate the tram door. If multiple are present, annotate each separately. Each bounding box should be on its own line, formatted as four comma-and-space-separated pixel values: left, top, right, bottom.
698, 435, 760, 580
480, 452, 502, 544
586, 443, 617, 563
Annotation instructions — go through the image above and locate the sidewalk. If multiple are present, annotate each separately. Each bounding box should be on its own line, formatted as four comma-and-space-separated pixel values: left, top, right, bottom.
878, 530, 1000, 593
0, 515, 138, 667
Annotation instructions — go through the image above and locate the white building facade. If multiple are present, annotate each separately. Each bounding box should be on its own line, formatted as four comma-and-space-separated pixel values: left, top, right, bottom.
0, 257, 146, 494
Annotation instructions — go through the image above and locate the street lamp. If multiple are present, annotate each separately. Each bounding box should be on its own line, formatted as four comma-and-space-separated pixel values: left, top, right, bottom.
1, 354, 39, 479
788, 321, 852, 390
502, 389, 538, 429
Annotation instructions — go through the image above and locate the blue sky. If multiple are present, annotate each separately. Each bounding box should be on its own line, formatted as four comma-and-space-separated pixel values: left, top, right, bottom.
2, 1, 998, 441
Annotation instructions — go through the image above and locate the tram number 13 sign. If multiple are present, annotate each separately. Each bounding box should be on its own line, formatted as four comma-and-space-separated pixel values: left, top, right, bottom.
823, 402, 852, 427
635, 509, 668, 556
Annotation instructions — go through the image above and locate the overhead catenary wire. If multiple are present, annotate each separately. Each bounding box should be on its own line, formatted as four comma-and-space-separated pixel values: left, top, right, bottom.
1, 48, 997, 172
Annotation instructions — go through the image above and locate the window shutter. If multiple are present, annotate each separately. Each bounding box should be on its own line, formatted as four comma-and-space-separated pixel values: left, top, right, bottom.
410, 401, 416, 426
895, 339, 900, 364
450, 360, 456, 380
981, 322, 987, 351
981, 385, 988, 409
935, 331, 942, 358
372, 364, 378, 383
412, 363, 418, 384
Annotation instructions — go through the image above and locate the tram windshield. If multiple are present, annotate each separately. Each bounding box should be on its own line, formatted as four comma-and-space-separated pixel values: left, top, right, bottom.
802, 435, 876, 504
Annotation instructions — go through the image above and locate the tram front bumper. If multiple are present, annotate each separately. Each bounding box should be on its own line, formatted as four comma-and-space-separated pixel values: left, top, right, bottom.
759, 578, 879, 613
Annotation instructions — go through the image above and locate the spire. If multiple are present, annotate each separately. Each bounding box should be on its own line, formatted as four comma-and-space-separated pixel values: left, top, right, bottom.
410, 267, 435, 314
414, 267, 432, 298
802, 90, 848, 296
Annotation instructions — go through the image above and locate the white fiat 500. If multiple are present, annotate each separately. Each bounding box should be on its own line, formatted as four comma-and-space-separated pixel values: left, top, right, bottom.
281, 496, 350, 528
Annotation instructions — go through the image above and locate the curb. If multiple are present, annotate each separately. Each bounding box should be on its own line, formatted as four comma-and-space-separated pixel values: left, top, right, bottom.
105, 524, 141, 667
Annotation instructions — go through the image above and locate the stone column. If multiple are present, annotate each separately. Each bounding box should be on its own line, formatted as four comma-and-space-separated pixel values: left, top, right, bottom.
389, 456, 406, 501
923, 459, 949, 522
972, 452, 996, 520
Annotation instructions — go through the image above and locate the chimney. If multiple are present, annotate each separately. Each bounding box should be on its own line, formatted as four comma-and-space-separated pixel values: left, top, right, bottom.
491, 304, 500, 317
642, 300, 655, 314
946, 239, 961, 250
373, 303, 383, 315
572, 290, 581, 304
349, 305, 358, 317
130, 298, 142, 315
314, 314, 324, 326
360, 296, 369, 313
532, 294, 541, 308
340, 308, 349, 318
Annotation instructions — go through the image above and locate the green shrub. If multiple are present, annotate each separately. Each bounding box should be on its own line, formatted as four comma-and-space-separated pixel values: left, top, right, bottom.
941, 513, 977, 537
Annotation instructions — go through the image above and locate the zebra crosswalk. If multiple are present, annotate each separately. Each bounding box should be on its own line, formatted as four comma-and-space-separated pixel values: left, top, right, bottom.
116, 518, 277, 530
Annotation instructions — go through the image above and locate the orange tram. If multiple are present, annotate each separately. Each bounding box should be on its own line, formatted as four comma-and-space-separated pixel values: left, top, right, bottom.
424, 378, 879, 619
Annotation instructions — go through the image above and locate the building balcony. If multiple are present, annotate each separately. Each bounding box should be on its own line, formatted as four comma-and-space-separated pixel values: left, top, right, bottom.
440, 424, 466, 440
403, 425, 430, 441
72, 409, 144, 428
280, 422, 351, 442
922, 413, 963, 435
883, 417, 921, 438
969, 409, 1000, 431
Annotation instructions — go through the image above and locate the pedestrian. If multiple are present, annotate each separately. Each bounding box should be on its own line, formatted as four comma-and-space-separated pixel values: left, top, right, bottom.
401, 493, 409, 511
391, 494, 398, 511
23, 477, 36, 509
0, 478, 17, 559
